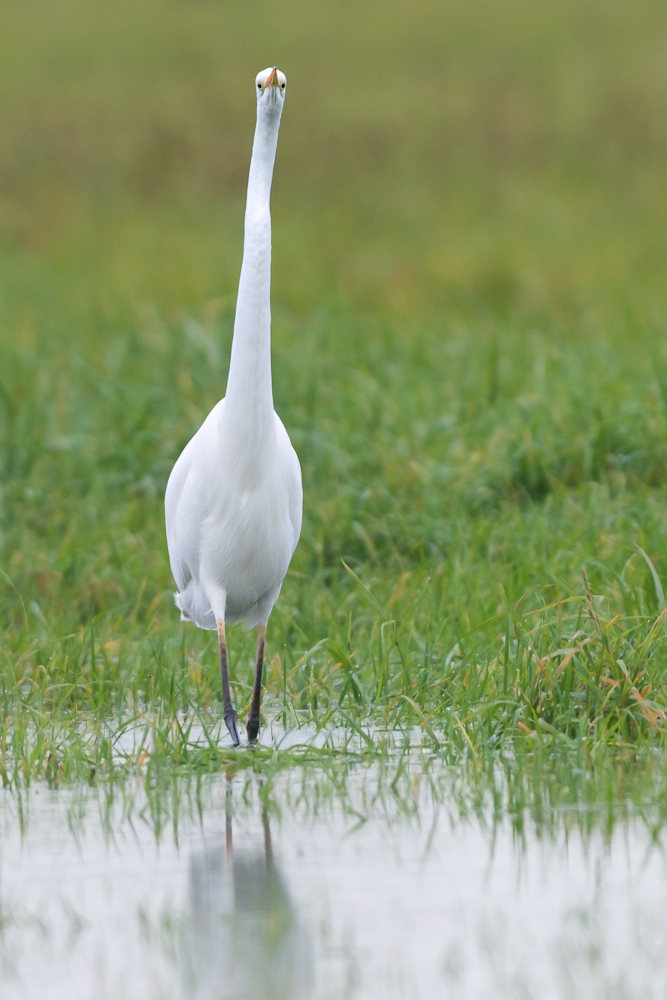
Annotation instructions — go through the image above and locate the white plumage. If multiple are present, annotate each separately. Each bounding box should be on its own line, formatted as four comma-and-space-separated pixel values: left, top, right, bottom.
165, 399, 301, 631
165, 67, 302, 746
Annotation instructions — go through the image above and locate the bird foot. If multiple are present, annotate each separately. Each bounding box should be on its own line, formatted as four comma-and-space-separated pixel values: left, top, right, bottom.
224, 710, 240, 747
246, 716, 259, 743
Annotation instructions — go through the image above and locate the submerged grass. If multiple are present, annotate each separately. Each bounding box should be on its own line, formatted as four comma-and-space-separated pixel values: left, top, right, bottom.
11, 747, 667, 853
1, 0, 667, 787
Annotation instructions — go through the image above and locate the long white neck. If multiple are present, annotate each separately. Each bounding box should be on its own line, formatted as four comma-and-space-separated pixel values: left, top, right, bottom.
225, 104, 282, 449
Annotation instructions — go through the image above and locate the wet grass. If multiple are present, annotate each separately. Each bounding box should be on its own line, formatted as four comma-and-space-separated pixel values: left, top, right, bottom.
1, 0, 667, 787
10, 748, 667, 853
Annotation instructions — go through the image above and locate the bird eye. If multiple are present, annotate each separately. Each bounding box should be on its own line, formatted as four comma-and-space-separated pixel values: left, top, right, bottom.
280, 82, 285, 90
257, 82, 262, 90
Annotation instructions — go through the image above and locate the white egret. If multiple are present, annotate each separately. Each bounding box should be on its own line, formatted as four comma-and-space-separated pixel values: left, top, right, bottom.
165, 66, 302, 747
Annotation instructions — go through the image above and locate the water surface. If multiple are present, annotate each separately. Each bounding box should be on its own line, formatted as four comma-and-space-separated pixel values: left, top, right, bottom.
1, 762, 666, 999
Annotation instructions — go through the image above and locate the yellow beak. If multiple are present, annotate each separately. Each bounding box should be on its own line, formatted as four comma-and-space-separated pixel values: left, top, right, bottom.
265, 67, 279, 89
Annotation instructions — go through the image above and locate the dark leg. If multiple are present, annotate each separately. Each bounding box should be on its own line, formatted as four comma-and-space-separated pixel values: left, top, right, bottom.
246, 625, 266, 742
218, 619, 239, 746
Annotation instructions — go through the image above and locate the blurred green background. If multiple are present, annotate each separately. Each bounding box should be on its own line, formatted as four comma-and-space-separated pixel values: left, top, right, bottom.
2, 0, 666, 322
2, 0, 667, 772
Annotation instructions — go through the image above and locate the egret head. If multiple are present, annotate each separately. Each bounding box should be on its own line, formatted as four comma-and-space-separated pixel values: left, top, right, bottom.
255, 67, 287, 117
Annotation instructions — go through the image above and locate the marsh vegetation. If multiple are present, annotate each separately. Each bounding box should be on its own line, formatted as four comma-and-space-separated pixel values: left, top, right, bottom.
1, 0, 667, 784
1, 2, 667, 991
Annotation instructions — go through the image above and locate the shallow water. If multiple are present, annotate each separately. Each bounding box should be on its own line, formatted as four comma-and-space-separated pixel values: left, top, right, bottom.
1, 765, 667, 1000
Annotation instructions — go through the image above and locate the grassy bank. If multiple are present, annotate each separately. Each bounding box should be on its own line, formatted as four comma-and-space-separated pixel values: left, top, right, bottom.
1, 0, 667, 785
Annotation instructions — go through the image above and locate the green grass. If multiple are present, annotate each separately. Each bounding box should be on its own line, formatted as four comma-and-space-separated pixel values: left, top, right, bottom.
1, 0, 667, 787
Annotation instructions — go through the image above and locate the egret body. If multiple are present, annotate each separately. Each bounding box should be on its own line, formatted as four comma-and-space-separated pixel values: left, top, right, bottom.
165, 67, 302, 746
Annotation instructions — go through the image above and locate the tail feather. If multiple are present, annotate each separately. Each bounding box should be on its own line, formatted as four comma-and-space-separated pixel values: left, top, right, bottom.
174, 592, 192, 621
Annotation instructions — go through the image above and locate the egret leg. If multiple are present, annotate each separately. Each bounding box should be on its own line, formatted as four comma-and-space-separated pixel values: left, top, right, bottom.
218, 619, 240, 746
246, 626, 266, 743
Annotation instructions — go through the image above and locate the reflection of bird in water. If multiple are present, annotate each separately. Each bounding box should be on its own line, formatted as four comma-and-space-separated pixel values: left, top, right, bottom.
186, 781, 313, 999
